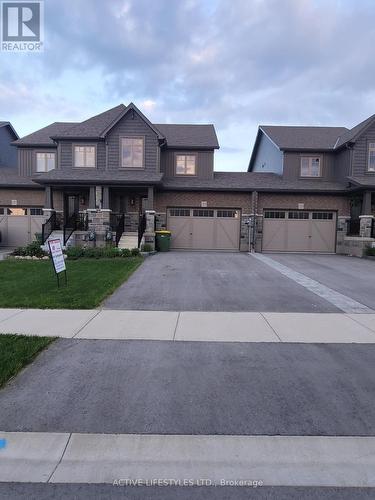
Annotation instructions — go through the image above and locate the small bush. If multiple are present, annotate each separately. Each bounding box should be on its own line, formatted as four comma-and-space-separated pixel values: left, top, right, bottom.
365, 246, 375, 256
121, 248, 132, 258
12, 240, 48, 258
141, 244, 153, 253
131, 248, 140, 256
65, 246, 85, 260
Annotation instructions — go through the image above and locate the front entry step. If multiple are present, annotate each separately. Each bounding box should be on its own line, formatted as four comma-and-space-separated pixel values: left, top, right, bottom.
118, 232, 139, 250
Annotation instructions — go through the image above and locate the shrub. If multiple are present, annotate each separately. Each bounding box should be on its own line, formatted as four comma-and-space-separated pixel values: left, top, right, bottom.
120, 248, 132, 258
141, 244, 153, 253
131, 248, 140, 256
65, 246, 85, 260
12, 240, 48, 258
365, 246, 375, 256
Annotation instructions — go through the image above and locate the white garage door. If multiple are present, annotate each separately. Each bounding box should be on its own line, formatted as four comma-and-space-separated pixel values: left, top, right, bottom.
262, 210, 336, 253
167, 208, 241, 251
0, 209, 46, 247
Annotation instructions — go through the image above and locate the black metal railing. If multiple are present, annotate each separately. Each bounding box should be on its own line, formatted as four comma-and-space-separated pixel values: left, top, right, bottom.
138, 213, 146, 248
41, 212, 57, 243
346, 218, 360, 236
63, 213, 88, 246
110, 213, 125, 247
372, 218, 375, 239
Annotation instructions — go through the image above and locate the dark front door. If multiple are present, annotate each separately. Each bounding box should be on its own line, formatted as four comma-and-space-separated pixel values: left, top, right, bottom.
65, 194, 79, 222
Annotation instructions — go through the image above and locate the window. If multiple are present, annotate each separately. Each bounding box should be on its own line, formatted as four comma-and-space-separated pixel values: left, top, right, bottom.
121, 137, 144, 168
8, 208, 26, 216
312, 212, 333, 220
36, 152, 55, 172
288, 211, 309, 219
368, 143, 375, 172
192, 209, 214, 217
29, 208, 43, 215
176, 155, 196, 175
74, 146, 96, 168
217, 210, 239, 218
170, 208, 190, 217
264, 211, 286, 219
300, 157, 321, 177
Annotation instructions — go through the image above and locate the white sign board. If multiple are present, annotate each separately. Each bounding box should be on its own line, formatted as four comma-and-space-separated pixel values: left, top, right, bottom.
48, 239, 66, 274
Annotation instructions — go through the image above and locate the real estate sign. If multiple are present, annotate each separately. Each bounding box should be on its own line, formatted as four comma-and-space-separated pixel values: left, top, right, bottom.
48, 238, 66, 274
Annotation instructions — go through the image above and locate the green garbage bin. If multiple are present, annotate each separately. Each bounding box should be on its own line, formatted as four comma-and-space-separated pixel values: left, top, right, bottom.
155, 230, 171, 252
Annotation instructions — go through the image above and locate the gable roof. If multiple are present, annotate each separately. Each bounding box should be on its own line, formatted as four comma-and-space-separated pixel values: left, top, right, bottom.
260, 125, 348, 151
14, 104, 219, 149
0, 121, 19, 139
335, 113, 375, 148
155, 123, 219, 149
14, 122, 76, 146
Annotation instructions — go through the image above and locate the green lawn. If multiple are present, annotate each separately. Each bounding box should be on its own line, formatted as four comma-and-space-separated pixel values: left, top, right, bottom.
0, 258, 143, 309
0, 335, 54, 388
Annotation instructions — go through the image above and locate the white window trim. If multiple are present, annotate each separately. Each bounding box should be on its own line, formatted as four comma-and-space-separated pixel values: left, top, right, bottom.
175, 153, 197, 176
367, 143, 375, 172
73, 144, 97, 168
300, 156, 322, 178
36, 151, 56, 172
120, 136, 145, 169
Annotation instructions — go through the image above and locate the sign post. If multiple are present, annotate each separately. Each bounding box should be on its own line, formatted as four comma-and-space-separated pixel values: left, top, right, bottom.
48, 238, 67, 287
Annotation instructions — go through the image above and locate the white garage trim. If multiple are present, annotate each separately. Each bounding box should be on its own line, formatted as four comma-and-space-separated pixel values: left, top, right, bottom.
167, 207, 241, 251
262, 210, 337, 253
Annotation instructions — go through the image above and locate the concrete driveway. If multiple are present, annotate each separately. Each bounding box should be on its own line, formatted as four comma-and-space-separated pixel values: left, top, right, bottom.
103, 252, 373, 313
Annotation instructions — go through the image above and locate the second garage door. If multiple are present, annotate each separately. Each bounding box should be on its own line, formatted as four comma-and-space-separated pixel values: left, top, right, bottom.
167, 208, 241, 251
262, 210, 337, 253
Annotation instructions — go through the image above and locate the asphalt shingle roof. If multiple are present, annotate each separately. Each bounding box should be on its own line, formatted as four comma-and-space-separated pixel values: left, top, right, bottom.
0, 167, 39, 187
261, 125, 348, 150
156, 124, 219, 149
14, 122, 76, 146
33, 169, 163, 185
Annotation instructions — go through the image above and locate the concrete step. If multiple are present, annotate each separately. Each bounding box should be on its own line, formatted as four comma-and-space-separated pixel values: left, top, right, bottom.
118, 232, 139, 250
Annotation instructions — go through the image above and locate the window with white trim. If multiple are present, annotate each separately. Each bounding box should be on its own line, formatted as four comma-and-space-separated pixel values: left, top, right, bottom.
176, 155, 196, 175
121, 137, 144, 168
36, 152, 56, 172
300, 157, 321, 177
74, 146, 96, 167
368, 143, 375, 172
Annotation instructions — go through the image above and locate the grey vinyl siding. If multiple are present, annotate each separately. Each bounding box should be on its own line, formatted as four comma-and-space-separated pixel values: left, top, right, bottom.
18, 147, 57, 176
106, 111, 158, 171
0, 126, 17, 168
352, 121, 375, 176
334, 148, 351, 183
252, 134, 283, 174
282, 151, 336, 181
58, 141, 106, 170
160, 149, 214, 179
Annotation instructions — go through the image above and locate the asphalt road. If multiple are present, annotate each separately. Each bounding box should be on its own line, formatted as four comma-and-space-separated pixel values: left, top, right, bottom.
103, 252, 339, 312
0, 483, 374, 500
1, 339, 374, 435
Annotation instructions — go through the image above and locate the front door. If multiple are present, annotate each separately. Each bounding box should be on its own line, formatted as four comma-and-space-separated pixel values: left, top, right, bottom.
65, 195, 79, 222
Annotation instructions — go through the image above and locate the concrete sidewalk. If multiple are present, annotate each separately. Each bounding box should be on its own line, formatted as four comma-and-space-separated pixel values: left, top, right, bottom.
0, 308, 374, 343
1, 432, 375, 487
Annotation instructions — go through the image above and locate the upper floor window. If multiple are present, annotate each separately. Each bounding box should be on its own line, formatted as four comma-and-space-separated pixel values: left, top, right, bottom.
300, 156, 321, 177
36, 152, 55, 172
368, 143, 375, 172
176, 154, 196, 175
121, 137, 144, 168
74, 146, 96, 168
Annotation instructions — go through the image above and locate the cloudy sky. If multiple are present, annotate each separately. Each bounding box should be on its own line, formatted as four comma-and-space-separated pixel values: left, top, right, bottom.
1, 0, 375, 170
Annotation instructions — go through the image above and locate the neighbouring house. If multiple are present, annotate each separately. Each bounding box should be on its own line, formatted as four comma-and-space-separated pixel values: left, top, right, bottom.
248, 117, 375, 255
0, 103, 373, 255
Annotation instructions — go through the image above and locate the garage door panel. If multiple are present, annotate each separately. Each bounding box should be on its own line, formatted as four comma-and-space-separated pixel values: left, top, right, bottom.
168, 208, 240, 251
263, 211, 336, 253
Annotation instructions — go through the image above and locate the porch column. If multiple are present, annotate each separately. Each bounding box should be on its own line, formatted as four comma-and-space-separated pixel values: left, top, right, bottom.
102, 186, 110, 210
44, 186, 53, 209
147, 186, 154, 210
89, 186, 96, 210
362, 190, 372, 215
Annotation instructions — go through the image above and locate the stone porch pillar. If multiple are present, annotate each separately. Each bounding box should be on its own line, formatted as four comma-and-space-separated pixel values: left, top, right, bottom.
359, 215, 374, 238
142, 210, 156, 251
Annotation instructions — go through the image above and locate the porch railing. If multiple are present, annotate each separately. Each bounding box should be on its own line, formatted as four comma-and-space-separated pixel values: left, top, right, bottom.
63, 212, 88, 246
346, 219, 360, 236
110, 213, 125, 247
372, 219, 375, 239
41, 212, 57, 244
138, 213, 146, 248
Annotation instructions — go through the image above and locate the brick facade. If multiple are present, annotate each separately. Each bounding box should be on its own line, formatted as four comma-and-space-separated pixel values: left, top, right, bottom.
155, 190, 253, 212
257, 193, 350, 216
0, 188, 44, 206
